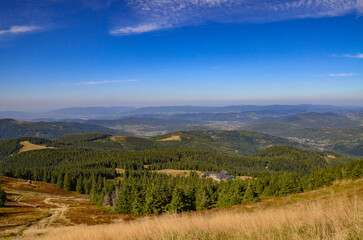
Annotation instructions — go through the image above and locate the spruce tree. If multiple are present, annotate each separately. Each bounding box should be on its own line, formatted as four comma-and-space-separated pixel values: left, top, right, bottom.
169, 186, 185, 213
56, 172, 64, 189
0, 186, 6, 207
63, 172, 71, 191
242, 184, 256, 204
76, 176, 84, 194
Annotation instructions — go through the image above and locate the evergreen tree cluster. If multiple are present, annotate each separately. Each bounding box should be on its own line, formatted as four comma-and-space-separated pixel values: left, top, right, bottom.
1, 159, 361, 215
0, 144, 362, 215
1, 147, 328, 177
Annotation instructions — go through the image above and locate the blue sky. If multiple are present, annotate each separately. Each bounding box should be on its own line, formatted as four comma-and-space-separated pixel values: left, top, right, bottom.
0, 0, 362, 111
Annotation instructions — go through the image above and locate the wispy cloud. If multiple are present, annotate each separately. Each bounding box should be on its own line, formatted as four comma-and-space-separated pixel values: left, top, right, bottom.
59, 79, 138, 87
343, 53, 363, 59
329, 73, 356, 77
110, 24, 166, 36
110, 0, 363, 35
0, 25, 41, 35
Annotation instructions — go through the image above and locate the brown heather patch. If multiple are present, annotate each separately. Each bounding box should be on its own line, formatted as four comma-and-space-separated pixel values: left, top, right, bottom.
0, 177, 74, 196
0, 177, 127, 238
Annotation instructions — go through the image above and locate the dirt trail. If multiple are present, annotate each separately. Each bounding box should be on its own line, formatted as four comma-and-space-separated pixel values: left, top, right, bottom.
30, 198, 70, 229
10, 190, 88, 238
22, 196, 88, 236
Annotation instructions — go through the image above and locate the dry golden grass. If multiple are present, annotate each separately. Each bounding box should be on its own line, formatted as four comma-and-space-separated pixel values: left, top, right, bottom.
18, 141, 54, 153
24, 179, 363, 240
157, 135, 181, 141
154, 169, 204, 177
109, 136, 127, 143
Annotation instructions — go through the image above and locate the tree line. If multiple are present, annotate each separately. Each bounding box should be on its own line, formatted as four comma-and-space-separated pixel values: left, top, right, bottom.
1, 158, 362, 215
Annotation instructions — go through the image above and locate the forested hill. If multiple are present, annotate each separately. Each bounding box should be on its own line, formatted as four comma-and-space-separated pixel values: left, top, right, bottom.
0, 134, 360, 217
49, 130, 305, 156
243, 123, 363, 157
0, 146, 332, 176
0, 119, 126, 140
1, 143, 360, 216
151, 131, 305, 156
258, 112, 362, 128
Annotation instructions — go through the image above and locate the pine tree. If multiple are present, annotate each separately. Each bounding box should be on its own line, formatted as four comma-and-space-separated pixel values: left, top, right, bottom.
63, 172, 71, 191
196, 183, 209, 210
131, 189, 144, 215
242, 184, 256, 204
115, 185, 130, 214
0, 186, 6, 207
76, 176, 84, 194
169, 186, 185, 213
56, 172, 64, 189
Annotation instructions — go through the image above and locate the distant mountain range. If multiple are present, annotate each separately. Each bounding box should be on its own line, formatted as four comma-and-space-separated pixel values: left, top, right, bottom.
1, 104, 362, 157
1, 104, 362, 121
0, 119, 125, 140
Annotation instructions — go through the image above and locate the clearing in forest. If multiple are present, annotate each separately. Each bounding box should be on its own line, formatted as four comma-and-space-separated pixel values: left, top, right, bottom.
154, 169, 203, 177
18, 141, 54, 153
157, 135, 181, 141
110, 136, 127, 143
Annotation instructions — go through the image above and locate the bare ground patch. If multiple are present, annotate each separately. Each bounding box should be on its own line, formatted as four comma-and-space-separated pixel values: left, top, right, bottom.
154, 169, 203, 177
18, 141, 54, 153
157, 135, 181, 142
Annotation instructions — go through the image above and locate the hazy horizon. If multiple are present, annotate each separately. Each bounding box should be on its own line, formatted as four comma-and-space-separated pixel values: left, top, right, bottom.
1, 101, 363, 113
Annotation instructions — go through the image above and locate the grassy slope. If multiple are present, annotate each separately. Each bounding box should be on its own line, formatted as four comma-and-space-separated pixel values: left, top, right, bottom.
24, 178, 363, 240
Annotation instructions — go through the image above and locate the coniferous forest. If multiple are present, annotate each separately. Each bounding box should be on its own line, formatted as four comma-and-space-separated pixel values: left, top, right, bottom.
1, 140, 362, 216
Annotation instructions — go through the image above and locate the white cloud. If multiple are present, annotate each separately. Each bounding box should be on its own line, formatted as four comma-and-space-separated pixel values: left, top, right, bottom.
0, 25, 41, 35
110, 0, 363, 35
329, 73, 355, 77
110, 24, 165, 35
343, 53, 363, 59
59, 79, 138, 87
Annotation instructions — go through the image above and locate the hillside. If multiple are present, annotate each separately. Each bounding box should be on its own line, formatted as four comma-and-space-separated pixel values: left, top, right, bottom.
1, 131, 361, 232
19, 178, 363, 240
152, 130, 306, 156
244, 122, 363, 157
48, 130, 307, 156
0, 119, 126, 140
0, 137, 53, 160
259, 112, 362, 128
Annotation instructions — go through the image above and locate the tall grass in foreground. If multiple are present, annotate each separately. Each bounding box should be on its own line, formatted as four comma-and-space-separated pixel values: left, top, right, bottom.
25, 182, 362, 240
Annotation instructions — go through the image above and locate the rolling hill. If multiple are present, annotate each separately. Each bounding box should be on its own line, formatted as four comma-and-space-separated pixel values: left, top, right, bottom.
5, 130, 305, 156
257, 112, 362, 128
0, 119, 126, 140
244, 122, 363, 157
